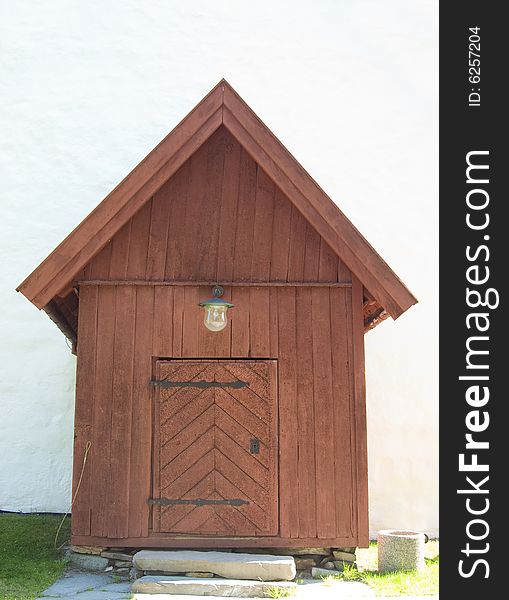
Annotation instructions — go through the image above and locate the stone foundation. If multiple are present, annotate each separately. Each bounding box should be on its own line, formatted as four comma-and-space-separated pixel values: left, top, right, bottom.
68, 546, 134, 577
67, 545, 357, 580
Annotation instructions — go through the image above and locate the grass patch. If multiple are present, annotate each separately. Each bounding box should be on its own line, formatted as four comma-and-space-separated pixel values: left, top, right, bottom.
265, 584, 295, 598
320, 563, 360, 585
359, 564, 439, 597
323, 540, 439, 596
0, 513, 70, 600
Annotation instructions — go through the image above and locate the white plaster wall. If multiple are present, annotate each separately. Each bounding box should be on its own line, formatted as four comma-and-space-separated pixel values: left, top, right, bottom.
0, 1, 438, 536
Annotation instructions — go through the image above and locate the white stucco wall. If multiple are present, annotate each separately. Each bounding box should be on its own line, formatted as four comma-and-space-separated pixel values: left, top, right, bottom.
0, 1, 438, 537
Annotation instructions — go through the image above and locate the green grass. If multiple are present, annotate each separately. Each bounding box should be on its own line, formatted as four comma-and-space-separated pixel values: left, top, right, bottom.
265, 585, 296, 598
322, 540, 439, 596
0, 513, 70, 600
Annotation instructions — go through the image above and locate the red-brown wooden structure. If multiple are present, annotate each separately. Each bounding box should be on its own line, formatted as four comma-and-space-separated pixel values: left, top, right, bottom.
18, 80, 416, 549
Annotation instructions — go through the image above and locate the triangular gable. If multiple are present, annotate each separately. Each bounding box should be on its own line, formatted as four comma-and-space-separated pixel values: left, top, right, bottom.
17, 79, 416, 318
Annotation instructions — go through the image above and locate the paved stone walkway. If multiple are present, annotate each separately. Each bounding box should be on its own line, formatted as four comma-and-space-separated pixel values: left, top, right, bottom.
37, 571, 131, 600
37, 569, 438, 599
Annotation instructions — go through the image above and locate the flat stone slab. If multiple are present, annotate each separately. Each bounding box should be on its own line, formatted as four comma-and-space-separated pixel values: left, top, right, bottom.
133, 550, 296, 581
132, 575, 297, 597
131, 578, 375, 599
332, 550, 356, 562
99, 581, 132, 593
312, 566, 337, 578
38, 569, 377, 600
67, 552, 109, 571
40, 571, 112, 596
37, 570, 130, 599
101, 550, 134, 561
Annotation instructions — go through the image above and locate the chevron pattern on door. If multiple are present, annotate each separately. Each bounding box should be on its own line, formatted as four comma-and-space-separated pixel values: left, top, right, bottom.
152, 360, 278, 536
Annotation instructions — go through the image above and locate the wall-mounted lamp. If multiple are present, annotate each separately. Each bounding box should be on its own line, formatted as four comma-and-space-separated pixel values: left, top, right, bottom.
198, 285, 234, 332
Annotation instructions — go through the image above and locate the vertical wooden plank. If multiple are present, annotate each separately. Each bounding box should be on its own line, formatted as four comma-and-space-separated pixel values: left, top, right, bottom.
323, 241, 354, 537
330, 287, 355, 537
153, 286, 174, 358
151, 288, 173, 530
196, 129, 224, 280
270, 189, 292, 281
277, 287, 299, 537
108, 220, 132, 280
232, 149, 257, 280
351, 276, 369, 546
88, 242, 112, 279
303, 223, 321, 281
181, 142, 209, 279
72, 285, 98, 536
198, 287, 219, 359
268, 288, 279, 358
127, 199, 152, 279
128, 285, 154, 537
230, 287, 250, 357
318, 238, 339, 282
172, 287, 185, 358
311, 287, 336, 538
251, 169, 275, 281
83, 262, 92, 280
266, 360, 280, 537
147, 182, 172, 280
214, 286, 233, 358
182, 287, 200, 356
287, 206, 307, 281
345, 285, 358, 541
249, 288, 270, 357
90, 286, 115, 537
319, 237, 340, 301
165, 162, 189, 281
338, 255, 352, 283
108, 286, 136, 538
295, 287, 316, 538
217, 131, 241, 282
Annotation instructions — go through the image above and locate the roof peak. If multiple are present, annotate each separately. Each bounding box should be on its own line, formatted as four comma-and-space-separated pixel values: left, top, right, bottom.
18, 80, 416, 318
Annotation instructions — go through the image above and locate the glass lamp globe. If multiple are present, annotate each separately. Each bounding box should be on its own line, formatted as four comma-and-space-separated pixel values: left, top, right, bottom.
198, 287, 234, 332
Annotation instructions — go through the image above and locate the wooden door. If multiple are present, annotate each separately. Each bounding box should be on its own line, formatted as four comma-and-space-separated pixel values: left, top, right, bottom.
152, 360, 278, 536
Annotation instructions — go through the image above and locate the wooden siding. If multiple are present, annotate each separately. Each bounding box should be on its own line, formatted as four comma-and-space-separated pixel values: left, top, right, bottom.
71, 125, 368, 546
83, 128, 351, 285
72, 280, 364, 544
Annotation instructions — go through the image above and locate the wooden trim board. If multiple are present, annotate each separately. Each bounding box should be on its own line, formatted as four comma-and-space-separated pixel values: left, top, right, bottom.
71, 534, 363, 548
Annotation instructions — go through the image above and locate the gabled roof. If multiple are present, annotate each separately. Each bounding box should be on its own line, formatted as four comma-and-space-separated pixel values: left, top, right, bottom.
17, 79, 416, 319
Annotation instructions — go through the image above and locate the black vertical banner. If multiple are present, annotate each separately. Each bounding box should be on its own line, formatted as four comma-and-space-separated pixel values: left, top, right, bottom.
440, 2, 506, 598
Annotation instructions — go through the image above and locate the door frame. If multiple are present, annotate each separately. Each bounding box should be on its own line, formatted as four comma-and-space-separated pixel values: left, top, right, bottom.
150, 358, 279, 537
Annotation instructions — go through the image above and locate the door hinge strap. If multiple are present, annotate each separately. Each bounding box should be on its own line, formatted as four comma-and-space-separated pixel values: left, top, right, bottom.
150, 380, 248, 389
149, 497, 249, 507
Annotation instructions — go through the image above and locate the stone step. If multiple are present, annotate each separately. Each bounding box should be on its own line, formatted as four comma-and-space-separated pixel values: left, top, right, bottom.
131, 575, 298, 597
133, 550, 296, 581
